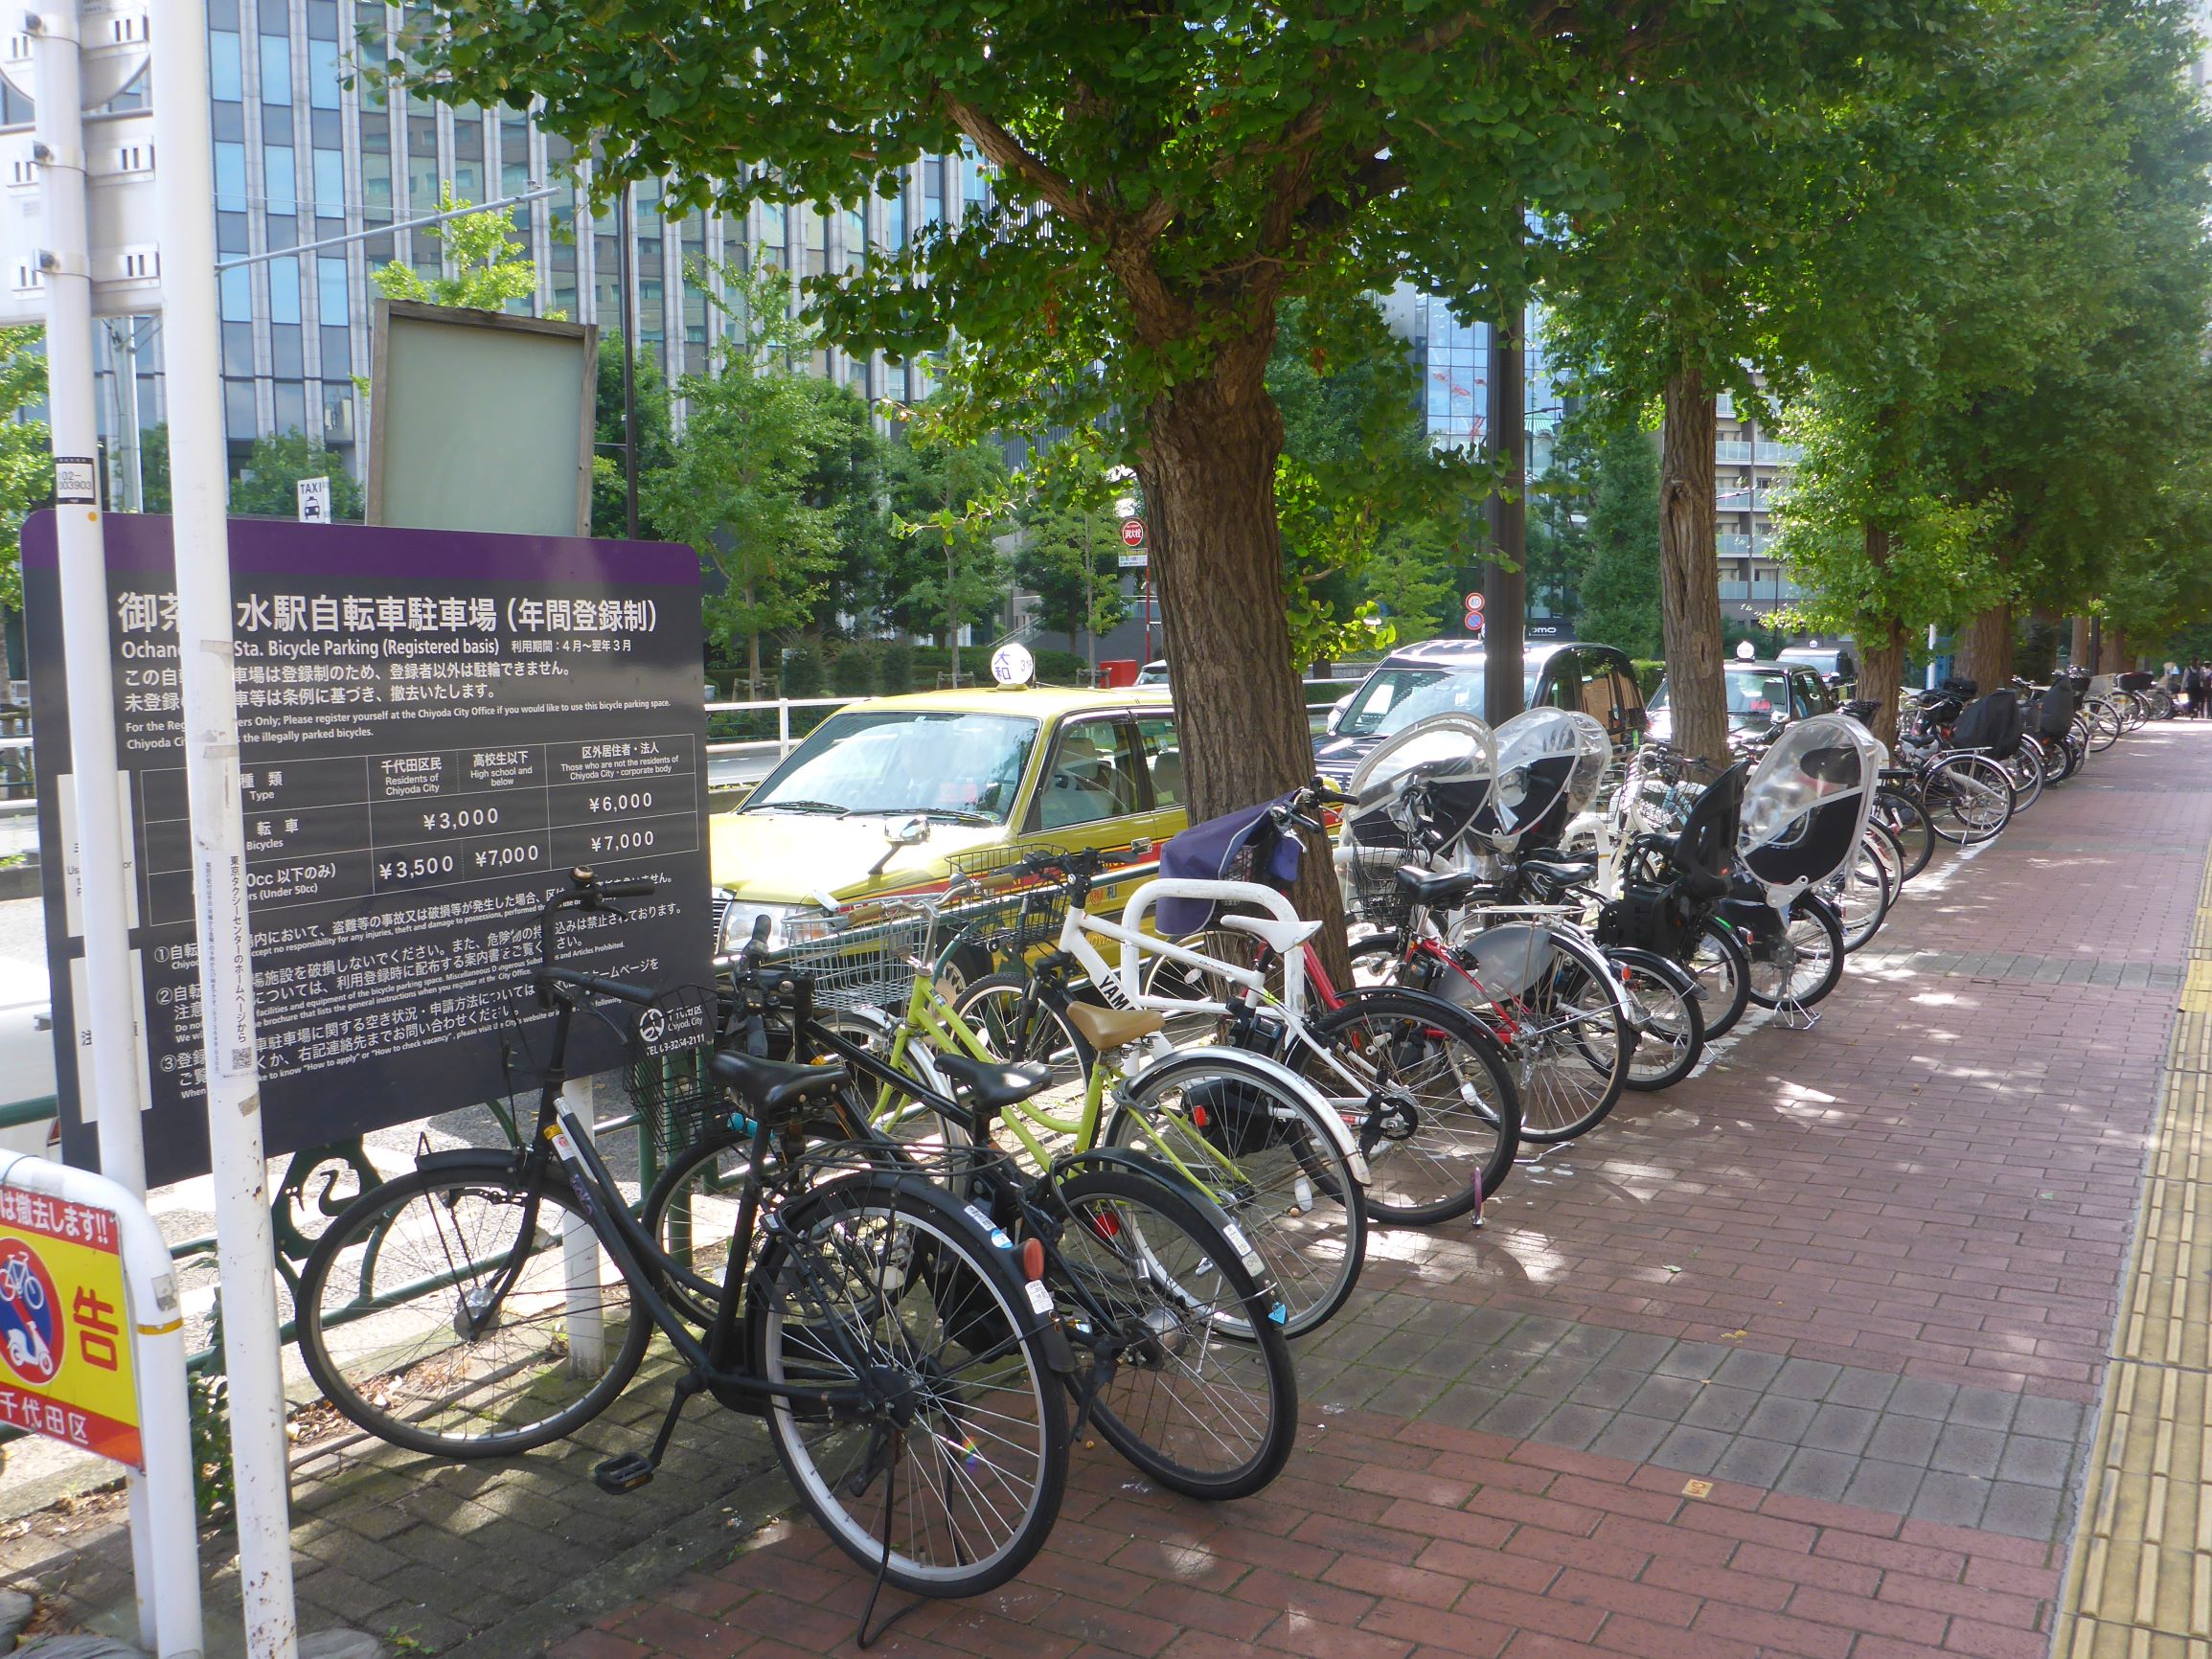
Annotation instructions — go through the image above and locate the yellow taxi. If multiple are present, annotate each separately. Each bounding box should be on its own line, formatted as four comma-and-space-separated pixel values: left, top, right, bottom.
708, 682, 1187, 965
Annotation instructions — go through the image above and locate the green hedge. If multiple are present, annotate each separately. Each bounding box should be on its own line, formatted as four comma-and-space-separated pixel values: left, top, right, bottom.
1631, 659, 1665, 695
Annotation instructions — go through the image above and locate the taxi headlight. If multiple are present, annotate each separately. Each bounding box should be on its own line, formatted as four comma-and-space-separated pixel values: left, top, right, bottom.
716, 898, 800, 956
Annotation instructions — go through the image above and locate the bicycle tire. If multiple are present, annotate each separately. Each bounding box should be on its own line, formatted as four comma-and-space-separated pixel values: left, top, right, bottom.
1455, 926, 1630, 1145
295, 1154, 653, 1459
1608, 947, 1706, 1093
2087, 702, 2122, 751
1819, 836, 1893, 954
1924, 753, 2014, 843
952, 971, 1098, 1132
748, 1170, 1069, 1599
1690, 919, 1753, 1039
1872, 792, 1935, 882
1296, 987, 1521, 1223
1744, 896, 1846, 1009
2006, 739, 2045, 813
1104, 1049, 1367, 1338
1051, 1165, 1297, 1500
641, 1132, 760, 1329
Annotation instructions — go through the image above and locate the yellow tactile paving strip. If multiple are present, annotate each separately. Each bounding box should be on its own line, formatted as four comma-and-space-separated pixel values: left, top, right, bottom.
2058, 854, 2212, 1658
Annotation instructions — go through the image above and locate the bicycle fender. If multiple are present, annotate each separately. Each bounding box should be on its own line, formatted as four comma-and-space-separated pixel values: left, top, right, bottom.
1053, 1148, 1273, 1286
1128, 1046, 1371, 1186
413, 1148, 531, 1183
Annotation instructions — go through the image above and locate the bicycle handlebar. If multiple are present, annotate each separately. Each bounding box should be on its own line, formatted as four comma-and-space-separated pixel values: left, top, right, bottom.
534, 866, 663, 1008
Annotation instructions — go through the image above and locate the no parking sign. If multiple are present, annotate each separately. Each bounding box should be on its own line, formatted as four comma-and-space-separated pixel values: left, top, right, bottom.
0, 1185, 141, 1466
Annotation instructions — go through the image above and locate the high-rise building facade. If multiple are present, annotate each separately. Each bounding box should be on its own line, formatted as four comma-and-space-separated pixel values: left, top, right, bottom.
4, 0, 973, 500
1387, 286, 1806, 630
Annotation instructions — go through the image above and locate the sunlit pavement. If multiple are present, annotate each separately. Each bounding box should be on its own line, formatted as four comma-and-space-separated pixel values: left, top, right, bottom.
572, 722, 2211, 1659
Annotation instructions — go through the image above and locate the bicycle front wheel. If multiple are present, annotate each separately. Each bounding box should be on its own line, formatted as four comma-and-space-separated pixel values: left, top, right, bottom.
1297, 988, 1520, 1222
1924, 753, 2014, 843
1610, 948, 1706, 1093
1053, 1165, 1297, 1500
1745, 898, 1846, 1009
749, 1173, 1068, 1599
295, 1156, 652, 1459
1689, 920, 1753, 1040
1105, 1051, 1366, 1337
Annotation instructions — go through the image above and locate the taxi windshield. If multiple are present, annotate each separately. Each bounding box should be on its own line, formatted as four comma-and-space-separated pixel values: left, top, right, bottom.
1339, 665, 1542, 739
1652, 670, 1792, 729
744, 709, 1040, 823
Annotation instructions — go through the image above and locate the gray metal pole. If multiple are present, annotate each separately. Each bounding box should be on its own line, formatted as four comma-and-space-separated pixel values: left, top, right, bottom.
616, 183, 637, 539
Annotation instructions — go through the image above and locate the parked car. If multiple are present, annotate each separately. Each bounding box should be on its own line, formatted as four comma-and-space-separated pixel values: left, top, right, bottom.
1134, 660, 1171, 686
1647, 659, 1836, 743
1778, 640, 1859, 693
710, 686, 1186, 971
1313, 639, 1648, 783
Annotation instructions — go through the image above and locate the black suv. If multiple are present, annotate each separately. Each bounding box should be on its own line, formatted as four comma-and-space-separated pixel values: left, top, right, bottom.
1314, 639, 1648, 783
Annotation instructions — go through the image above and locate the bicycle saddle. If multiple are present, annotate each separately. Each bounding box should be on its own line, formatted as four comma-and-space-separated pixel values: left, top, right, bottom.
1520, 854, 1598, 886
933, 1053, 1053, 1112
1065, 1002, 1165, 1051
1396, 867, 1482, 909
708, 1050, 849, 1116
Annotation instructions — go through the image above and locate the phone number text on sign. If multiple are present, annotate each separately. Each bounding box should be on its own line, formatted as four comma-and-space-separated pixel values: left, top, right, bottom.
0, 1184, 141, 1467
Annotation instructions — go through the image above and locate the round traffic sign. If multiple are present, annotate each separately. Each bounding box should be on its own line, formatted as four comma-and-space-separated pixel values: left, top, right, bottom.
1464, 592, 1486, 613
1121, 519, 1146, 549
0, 1238, 60, 1387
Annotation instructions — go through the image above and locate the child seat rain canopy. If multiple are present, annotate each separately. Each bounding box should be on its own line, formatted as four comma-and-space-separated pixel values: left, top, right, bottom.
1949, 689, 2023, 761
1342, 714, 1497, 852
1468, 709, 1611, 848
1154, 792, 1302, 938
1737, 714, 1881, 894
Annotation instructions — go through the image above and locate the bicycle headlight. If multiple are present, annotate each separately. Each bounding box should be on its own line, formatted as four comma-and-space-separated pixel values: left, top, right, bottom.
716, 898, 801, 956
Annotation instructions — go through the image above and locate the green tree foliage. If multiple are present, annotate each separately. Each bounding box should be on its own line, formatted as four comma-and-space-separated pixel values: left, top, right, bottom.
370, 184, 542, 313
1267, 297, 1473, 660
394, 0, 1861, 876
884, 409, 1013, 688
591, 331, 675, 539
1575, 426, 1665, 660
1015, 434, 1129, 656
0, 327, 49, 611
228, 430, 366, 522
643, 263, 855, 687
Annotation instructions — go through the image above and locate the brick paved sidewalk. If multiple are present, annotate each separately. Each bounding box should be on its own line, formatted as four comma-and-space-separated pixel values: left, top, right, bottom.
559, 720, 2212, 1659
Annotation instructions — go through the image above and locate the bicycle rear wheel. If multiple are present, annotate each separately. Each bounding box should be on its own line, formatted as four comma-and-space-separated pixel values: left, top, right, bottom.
1297, 988, 1520, 1222
750, 1173, 1068, 1599
1610, 948, 1705, 1092
295, 1156, 652, 1458
1052, 1165, 1297, 1501
1818, 836, 1893, 953
1873, 790, 1935, 881
1105, 1051, 1366, 1337
2005, 739, 2045, 813
1689, 920, 1752, 1040
1469, 930, 1630, 1144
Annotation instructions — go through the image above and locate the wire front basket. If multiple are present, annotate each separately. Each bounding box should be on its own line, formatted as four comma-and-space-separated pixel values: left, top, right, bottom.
943, 845, 1074, 957
625, 985, 724, 1159
1336, 844, 1416, 931
773, 904, 934, 1012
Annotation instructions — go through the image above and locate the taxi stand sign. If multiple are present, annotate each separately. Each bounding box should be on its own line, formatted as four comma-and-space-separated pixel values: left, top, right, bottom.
0, 1151, 200, 1659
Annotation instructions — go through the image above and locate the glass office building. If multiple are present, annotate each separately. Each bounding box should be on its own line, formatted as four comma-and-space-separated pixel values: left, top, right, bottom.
2, 0, 974, 502
1385, 285, 1802, 624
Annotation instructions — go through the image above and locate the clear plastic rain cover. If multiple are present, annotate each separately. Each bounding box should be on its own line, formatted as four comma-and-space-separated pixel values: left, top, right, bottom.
1737, 714, 1882, 891
1342, 713, 1497, 852
1470, 708, 1613, 846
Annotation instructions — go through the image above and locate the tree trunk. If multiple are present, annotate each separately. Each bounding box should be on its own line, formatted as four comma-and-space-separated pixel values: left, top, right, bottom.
1658, 365, 1728, 767
946, 544, 960, 688
2099, 627, 2129, 674
2069, 615, 2091, 670
1860, 612, 1906, 752
746, 622, 761, 692
1137, 368, 1351, 984
1484, 309, 1527, 724
1953, 603, 2014, 692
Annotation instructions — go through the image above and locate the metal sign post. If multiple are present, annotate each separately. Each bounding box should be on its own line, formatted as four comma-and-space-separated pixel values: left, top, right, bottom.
151, 0, 298, 1653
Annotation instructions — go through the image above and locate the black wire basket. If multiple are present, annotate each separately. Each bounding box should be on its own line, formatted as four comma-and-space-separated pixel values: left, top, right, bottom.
943, 845, 1075, 958
1335, 844, 1416, 930
625, 986, 726, 1160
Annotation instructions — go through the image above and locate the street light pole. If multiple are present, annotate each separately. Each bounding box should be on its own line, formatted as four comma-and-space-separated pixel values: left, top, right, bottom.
615, 181, 638, 541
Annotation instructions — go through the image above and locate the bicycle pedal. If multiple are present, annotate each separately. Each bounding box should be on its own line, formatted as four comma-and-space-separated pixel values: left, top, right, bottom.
592, 1452, 656, 1493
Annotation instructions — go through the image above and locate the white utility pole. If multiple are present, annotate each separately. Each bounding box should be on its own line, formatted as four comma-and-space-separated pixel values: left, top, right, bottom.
150, 0, 298, 1653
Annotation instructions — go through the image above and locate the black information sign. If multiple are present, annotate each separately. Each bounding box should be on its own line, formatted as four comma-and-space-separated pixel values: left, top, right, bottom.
23, 512, 712, 1186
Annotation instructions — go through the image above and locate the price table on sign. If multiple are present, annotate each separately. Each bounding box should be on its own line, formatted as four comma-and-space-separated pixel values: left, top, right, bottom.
135, 735, 699, 924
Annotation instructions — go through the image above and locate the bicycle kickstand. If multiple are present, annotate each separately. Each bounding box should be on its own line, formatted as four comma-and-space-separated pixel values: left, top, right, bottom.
1776, 993, 1819, 1033
593, 1372, 704, 1494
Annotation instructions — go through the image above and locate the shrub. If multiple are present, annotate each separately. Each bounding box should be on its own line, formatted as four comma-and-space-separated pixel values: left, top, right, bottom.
878, 642, 915, 694
781, 643, 825, 698
1631, 659, 1665, 696
832, 643, 877, 696
1031, 648, 1088, 686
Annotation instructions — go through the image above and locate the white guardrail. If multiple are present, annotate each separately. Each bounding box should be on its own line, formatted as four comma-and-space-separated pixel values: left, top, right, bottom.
703, 679, 1353, 790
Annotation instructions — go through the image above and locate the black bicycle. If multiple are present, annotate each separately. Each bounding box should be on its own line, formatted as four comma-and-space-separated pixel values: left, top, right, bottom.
295, 867, 1070, 1601
646, 926, 1301, 1501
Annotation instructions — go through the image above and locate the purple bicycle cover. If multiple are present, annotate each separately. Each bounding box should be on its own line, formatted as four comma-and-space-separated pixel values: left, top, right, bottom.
1155, 794, 1303, 937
